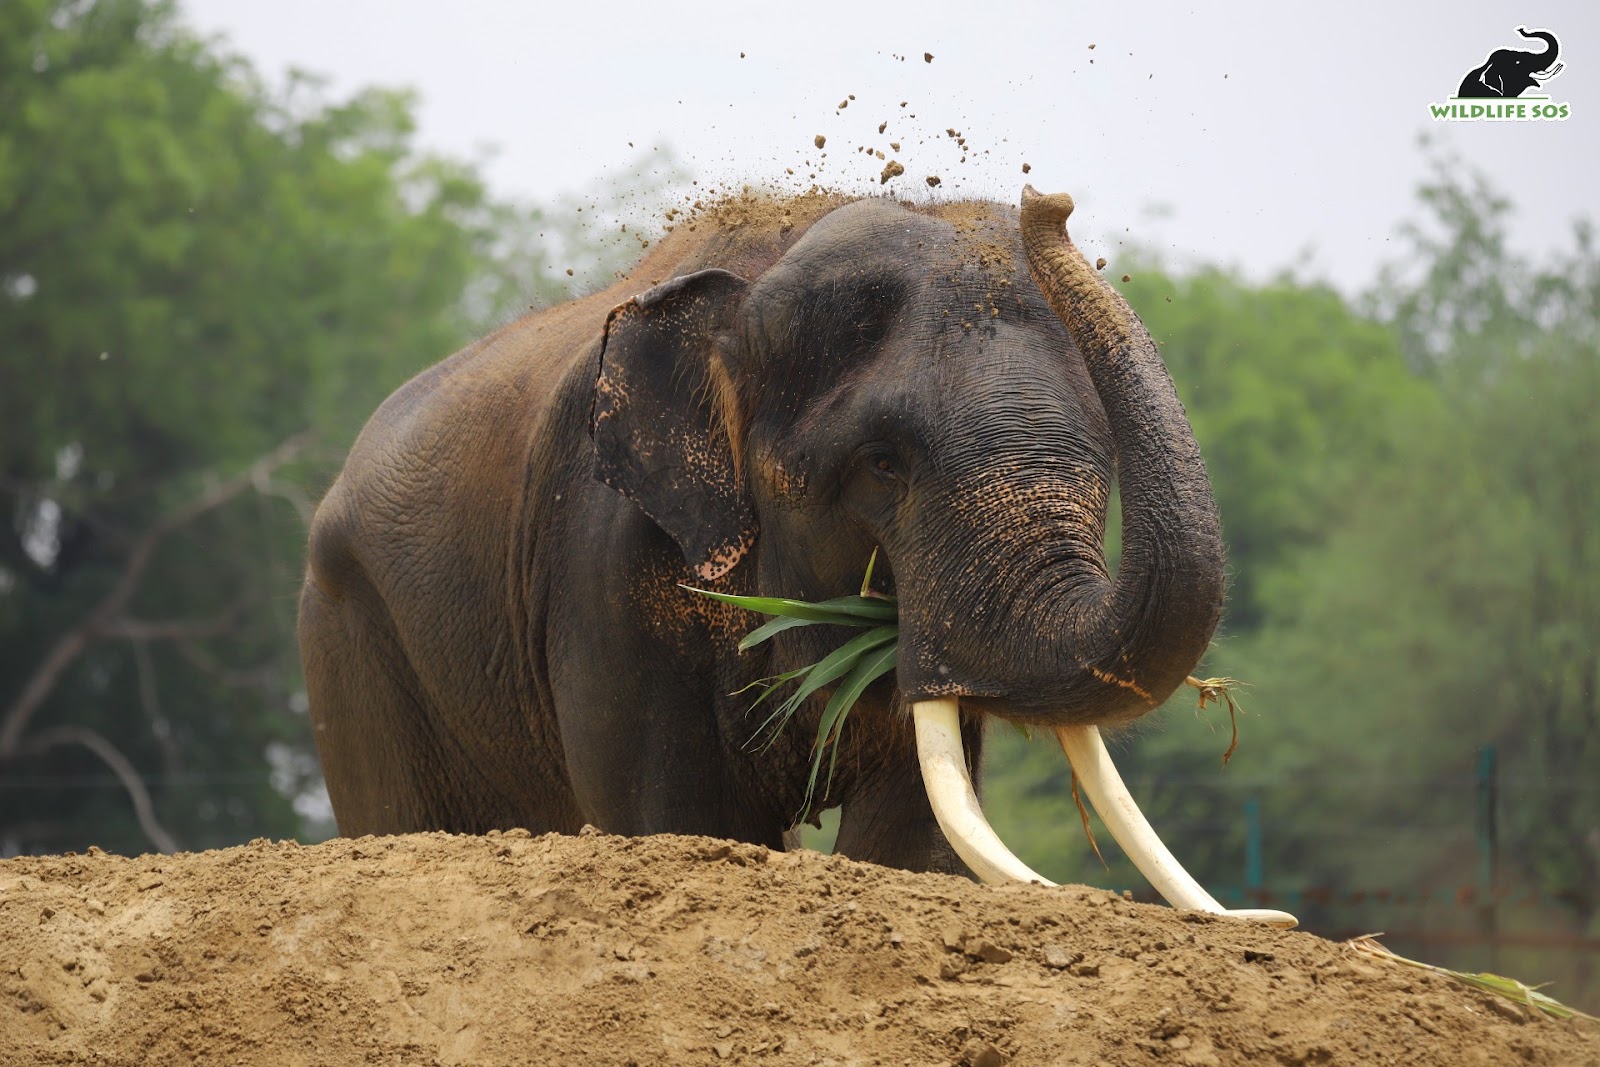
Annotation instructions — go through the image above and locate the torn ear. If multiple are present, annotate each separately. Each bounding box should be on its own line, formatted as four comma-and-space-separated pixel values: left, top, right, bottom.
592, 268, 755, 580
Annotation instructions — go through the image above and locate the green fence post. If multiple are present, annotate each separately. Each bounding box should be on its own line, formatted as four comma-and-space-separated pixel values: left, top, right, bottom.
1244, 795, 1264, 894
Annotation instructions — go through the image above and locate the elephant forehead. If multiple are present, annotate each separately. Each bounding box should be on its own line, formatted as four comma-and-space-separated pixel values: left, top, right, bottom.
754, 198, 1023, 290
909, 321, 1105, 427
925, 200, 1023, 281
786, 197, 949, 253
762, 312, 1107, 477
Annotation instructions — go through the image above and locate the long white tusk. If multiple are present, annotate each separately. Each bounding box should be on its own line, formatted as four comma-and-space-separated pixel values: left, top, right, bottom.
910, 697, 1296, 927
912, 698, 1056, 886
1056, 724, 1298, 928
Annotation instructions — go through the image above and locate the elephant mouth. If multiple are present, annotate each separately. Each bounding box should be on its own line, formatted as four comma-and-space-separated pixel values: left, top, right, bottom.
910, 698, 1298, 927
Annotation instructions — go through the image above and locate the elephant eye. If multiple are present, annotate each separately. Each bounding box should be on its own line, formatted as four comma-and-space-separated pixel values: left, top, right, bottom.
840, 444, 907, 515
861, 446, 904, 483
845, 442, 907, 494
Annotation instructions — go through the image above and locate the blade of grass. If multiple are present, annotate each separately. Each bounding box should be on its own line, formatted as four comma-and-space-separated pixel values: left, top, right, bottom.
737, 614, 814, 652
1070, 769, 1108, 869
860, 547, 879, 597
730, 662, 812, 699
802, 639, 899, 813
747, 625, 897, 748
681, 585, 896, 623
810, 594, 897, 616
1345, 935, 1598, 1022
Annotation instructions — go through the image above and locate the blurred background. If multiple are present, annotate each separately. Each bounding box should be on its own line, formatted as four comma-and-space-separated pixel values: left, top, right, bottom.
2, 0, 1594, 1010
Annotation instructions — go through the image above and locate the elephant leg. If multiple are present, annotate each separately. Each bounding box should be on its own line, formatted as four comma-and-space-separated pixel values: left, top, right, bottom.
300, 577, 582, 838
833, 737, 973, 877
545, 501, 790, 848
550, 660, 788, 849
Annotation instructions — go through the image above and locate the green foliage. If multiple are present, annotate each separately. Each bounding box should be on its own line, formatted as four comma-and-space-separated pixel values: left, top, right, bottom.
1121, 265, 1428, 629
1235, 155, 1600, 926
6, 3, 477, 482
985, 156, 1599, 1006
0, 0, 650, 856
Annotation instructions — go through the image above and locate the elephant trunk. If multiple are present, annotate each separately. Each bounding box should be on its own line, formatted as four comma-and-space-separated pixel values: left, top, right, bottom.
903, 188, 1289, 927
893, 188, 1224, 725
966, 187, 1224, 724
1520, 27, 1559, 71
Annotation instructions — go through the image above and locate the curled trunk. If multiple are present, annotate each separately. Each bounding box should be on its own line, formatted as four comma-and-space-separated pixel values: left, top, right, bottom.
1009, 187, 1225, 722
1519, 27, 1559, 71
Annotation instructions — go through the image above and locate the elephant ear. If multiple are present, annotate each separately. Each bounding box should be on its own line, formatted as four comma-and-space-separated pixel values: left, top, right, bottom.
592, 268, 755, 580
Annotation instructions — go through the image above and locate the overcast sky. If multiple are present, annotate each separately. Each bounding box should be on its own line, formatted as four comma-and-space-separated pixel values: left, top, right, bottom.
180, 0, 1595, 292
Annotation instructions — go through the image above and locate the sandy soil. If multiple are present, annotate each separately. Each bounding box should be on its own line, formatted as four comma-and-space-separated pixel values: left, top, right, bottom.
3, 831, 1596, 1066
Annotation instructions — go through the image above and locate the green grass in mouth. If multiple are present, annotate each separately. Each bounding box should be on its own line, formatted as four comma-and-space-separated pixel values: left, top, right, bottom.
683, 551, 897, 815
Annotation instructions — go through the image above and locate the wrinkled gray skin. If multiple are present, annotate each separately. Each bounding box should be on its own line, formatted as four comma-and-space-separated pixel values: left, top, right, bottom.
298, 192, 1224, 874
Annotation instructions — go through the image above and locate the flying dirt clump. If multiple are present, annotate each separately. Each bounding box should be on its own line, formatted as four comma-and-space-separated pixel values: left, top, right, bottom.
880, 160, 905, 185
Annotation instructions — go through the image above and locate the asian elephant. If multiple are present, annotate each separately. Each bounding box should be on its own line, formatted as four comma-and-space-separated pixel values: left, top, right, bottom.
298, 186, 1226, 878
1458, 27, 1561, 98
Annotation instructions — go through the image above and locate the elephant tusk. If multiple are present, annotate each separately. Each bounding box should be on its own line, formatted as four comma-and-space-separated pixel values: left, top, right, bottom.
1055, 724, 1298, 928
911, 698, 1297, 927
912, 699, 1056, 886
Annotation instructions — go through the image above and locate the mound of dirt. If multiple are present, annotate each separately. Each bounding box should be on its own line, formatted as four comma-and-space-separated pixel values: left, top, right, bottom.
3, 832, 1596, 1066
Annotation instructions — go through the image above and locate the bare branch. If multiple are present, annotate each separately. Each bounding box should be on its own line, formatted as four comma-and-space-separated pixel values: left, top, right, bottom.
0, 433, 309, 759
22, 726, 179, 854
101, 599, 246, 642
252, 467, 318, 529
176, 639, 286, 687
173, 639, 285, 691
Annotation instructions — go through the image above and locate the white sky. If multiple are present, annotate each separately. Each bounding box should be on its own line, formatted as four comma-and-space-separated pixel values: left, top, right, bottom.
180, 0, 1596, 292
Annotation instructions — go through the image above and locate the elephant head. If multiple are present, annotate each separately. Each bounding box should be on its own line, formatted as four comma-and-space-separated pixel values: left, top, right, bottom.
1458, 27, 1562, 98
595, 191, 1223, 733
590, 188, 1290, 922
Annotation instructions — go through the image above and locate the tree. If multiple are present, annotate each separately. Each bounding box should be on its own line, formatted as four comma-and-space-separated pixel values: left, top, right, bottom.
1256, 157, 1600, 937
0, 0, 626, 855
984, 158, 1598, 1006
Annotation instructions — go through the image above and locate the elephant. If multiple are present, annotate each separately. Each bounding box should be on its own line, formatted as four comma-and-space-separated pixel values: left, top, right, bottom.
298, 186, 1226, 879
1458, 27, 1561, 98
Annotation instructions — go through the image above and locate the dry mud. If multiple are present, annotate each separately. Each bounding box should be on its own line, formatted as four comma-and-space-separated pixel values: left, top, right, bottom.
3, 831, 1597, 1066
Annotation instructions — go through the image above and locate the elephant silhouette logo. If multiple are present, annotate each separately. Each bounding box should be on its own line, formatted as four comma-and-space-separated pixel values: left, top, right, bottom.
1457, 27, 1563, 98
1429, 27, 1570, 121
